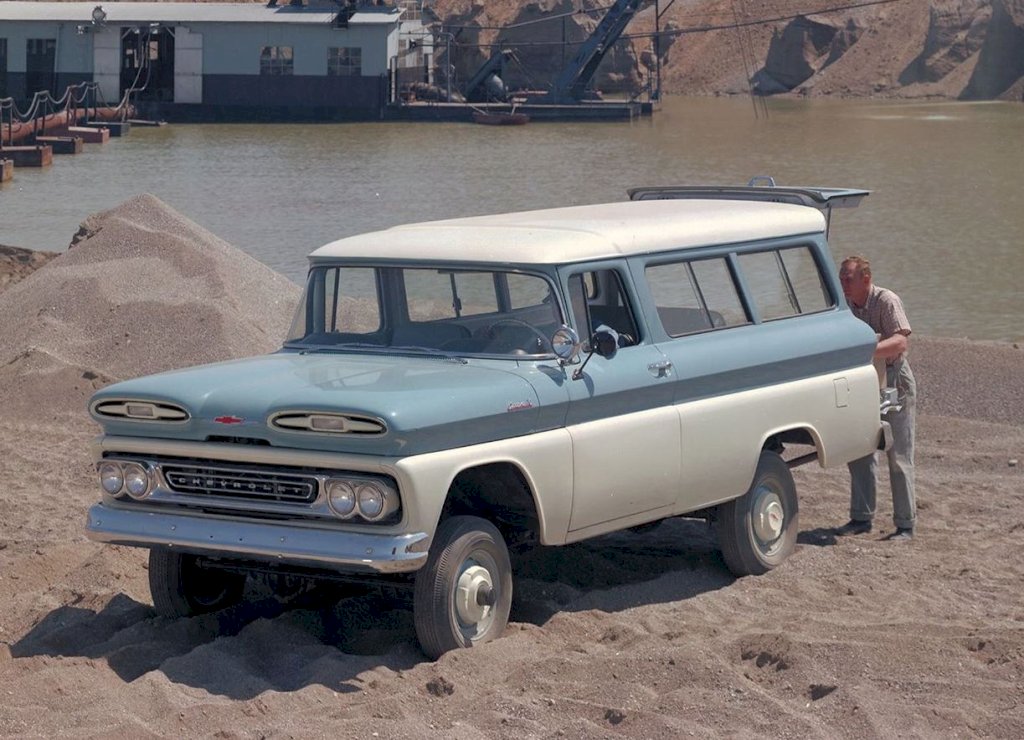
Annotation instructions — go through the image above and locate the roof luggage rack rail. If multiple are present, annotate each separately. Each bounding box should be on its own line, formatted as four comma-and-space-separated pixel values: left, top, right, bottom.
627, 177, 870, 236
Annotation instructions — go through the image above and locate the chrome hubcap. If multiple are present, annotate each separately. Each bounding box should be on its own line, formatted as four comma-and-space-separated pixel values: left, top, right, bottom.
753, 489, 785, 543
455, 564, 493, 627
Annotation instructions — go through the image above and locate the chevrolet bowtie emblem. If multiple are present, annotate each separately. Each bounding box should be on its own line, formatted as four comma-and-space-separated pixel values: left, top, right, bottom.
214, 415, 245, 424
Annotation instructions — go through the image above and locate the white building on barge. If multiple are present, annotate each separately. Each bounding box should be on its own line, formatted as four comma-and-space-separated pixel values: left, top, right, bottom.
0, 1, 431, 121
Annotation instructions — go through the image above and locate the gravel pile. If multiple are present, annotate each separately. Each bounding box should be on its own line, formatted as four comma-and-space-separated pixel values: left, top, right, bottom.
912, 336, 1024, 427
0, 194, 301, 417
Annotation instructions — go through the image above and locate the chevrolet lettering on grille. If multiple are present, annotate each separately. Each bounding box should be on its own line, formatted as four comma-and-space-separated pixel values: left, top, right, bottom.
163, 463, 317, 503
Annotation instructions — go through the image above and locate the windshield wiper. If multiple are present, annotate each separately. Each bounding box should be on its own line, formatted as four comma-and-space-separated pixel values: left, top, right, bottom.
294, 343, 467, 363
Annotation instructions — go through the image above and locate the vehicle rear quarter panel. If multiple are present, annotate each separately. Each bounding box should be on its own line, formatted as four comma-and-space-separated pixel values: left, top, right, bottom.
673, 363, 880, 513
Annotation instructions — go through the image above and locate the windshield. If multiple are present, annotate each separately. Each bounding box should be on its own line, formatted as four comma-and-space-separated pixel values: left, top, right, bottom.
285, 265, 564, 357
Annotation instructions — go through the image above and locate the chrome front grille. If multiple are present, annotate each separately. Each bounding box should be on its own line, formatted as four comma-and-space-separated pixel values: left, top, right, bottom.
162, 462, 318, 504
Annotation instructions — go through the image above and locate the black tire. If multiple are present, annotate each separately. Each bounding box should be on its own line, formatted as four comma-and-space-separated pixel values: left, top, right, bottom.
148, 549, 247, 617
413, 516, 513, 659
718, 451, 798, 576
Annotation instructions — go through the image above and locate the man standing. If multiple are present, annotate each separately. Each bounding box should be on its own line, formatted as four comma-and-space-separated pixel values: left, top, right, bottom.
835, 256, 917, 541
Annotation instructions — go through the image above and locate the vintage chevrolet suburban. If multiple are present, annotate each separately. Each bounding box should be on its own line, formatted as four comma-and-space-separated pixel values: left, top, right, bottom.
85, 182, 889, 658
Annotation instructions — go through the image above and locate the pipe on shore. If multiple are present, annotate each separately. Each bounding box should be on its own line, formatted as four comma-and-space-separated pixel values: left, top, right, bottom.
1, 107, 130, 145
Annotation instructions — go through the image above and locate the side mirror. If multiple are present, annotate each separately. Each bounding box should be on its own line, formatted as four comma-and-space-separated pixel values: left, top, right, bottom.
571, 325, 619, 380
589, 327, 619, 359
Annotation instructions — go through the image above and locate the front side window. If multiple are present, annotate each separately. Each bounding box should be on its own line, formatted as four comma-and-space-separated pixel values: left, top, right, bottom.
287, 265, 562, 357
647, 257, 749, 337
567, 269, 640, 346
328, 47, 362, 76
260, 46, 293, 76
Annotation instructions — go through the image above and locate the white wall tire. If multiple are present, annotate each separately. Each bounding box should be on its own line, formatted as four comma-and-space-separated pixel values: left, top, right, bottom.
148, 549, 246, 617
413, 516, 513, 659
717, 451, 798, 576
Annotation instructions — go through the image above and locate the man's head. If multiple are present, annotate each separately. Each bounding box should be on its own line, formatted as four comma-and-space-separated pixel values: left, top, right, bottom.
839, 255, 872, 307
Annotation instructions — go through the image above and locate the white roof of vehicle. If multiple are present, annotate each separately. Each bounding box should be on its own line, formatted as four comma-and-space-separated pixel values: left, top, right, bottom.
0, 2, 400, 25
312, 199, 827, 264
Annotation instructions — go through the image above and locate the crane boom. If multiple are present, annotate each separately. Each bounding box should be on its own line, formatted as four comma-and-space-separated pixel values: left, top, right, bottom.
546, 0, 644, 103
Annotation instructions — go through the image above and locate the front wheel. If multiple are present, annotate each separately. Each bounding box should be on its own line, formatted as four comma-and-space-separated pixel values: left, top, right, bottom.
148, 549, 247, 617
413, 516, 513, 659
717, 451, 798, 576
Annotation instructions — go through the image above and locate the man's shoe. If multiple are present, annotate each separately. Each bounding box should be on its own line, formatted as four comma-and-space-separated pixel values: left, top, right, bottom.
835, 519, 872, 536
885, 527, 914, 542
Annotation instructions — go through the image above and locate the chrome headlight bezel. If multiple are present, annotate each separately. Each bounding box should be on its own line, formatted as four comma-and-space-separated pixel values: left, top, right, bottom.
324, 476, 398, 522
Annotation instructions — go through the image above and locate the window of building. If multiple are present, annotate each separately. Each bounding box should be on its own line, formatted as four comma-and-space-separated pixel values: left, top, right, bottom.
259, 46, 293, 76
25, 38, 56, 96
647, 257, 749, 336
0, 39, 7, 98
328, 47, 362, 76
736, 246, 833, 321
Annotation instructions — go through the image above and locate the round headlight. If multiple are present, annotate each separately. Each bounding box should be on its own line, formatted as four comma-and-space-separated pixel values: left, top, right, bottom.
122, 462, 151, 499
99, 462, 124, 495
357, 483, 386, 521
327, 480, 356, 518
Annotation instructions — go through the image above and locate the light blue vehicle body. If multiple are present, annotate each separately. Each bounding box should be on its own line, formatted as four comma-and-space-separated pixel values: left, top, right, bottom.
85, 190, 884, 586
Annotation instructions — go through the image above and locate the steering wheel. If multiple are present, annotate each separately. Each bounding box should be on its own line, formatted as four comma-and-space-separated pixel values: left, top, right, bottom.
484, 319, 552, 354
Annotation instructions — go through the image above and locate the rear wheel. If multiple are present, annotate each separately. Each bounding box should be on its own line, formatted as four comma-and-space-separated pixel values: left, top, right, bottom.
718, 451, 798, 576
148, 549, 247, 617
413, 516, 513, 659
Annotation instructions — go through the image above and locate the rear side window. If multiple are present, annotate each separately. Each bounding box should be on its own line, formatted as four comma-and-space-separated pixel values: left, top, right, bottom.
647, 257, 748, 337
736, 246, 833, 320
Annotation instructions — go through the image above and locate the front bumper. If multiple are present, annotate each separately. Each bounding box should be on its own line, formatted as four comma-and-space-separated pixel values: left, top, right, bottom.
85, 503, 429, 574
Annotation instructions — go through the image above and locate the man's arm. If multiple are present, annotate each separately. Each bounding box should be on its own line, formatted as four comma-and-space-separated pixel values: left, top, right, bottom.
875, 331, 908, 361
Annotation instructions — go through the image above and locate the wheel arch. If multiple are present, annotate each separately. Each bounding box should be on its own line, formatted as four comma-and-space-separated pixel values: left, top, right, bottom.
439, 461, 543, 550
392, 429, 574, 548
761, 423, 826, 467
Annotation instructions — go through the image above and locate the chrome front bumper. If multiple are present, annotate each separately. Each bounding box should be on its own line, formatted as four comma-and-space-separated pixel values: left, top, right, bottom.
85, 503, 429, 574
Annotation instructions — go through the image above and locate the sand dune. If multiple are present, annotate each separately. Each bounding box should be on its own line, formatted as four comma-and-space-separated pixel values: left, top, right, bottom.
1, 197, 1022, 738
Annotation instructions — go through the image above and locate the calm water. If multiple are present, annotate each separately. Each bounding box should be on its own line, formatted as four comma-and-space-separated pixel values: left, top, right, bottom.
1, 97, 1021, 342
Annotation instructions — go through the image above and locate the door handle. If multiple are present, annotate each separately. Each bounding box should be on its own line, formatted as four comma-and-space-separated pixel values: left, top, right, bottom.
647, 360, 673, 378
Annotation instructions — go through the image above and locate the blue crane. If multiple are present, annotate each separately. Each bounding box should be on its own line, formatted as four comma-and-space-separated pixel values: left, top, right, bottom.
545, 0, 645, 103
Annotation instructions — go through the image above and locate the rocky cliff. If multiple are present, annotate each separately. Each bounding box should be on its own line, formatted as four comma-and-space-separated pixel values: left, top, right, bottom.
430, 0, 1024, 100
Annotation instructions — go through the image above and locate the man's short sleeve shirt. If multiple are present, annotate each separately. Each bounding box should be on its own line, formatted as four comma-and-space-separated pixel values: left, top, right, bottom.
851, 284, 911, 363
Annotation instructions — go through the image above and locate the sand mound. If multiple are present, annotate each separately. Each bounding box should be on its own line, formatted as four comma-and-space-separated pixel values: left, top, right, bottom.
0, 194, 300, 418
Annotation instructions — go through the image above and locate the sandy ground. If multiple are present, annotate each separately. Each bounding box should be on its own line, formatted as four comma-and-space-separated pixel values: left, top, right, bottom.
1, 197, 1022, 738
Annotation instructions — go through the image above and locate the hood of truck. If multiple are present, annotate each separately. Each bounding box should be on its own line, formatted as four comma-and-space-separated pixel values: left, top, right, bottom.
89, 352, 547, 456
